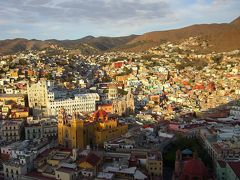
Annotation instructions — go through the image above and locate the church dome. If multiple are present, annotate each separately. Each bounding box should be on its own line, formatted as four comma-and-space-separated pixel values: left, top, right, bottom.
181, 159, 208, 179
93, 109, 108, 121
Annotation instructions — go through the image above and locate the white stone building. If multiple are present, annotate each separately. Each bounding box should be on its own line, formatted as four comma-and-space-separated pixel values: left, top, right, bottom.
3, 159, 27, 180
47, 93, 100, 116
27, 80, 53, 108
27, 80, 100, 116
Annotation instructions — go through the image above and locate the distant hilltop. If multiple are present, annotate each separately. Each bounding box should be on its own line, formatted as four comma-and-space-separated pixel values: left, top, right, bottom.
0, 16, 239, 55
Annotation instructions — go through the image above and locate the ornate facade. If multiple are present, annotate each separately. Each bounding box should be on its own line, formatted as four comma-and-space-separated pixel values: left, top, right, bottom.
27, 80, 51, 108
112, 90, 135, 116
58, 108, 128, 149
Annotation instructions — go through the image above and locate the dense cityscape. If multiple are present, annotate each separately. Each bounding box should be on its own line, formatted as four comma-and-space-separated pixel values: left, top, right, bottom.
0, 0, 240, 179
0, 34, 239, 180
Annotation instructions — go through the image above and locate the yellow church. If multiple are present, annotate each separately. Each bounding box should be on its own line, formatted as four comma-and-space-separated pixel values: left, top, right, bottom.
58, 108, 128, 149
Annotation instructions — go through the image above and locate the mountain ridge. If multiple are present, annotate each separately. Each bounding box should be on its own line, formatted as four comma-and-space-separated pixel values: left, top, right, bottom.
230, 16, 240, 25
124, 17, 240, 52
0, 16, 239, 55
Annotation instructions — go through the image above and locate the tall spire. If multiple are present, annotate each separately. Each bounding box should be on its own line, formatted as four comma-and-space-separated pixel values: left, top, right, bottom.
59, 108, 67, 124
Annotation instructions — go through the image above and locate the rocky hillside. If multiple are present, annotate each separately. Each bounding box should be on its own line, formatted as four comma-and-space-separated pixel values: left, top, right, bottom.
122, 16, 240, 53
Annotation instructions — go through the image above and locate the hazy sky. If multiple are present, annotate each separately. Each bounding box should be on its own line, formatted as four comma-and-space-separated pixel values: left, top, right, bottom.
0, 0, 239, 40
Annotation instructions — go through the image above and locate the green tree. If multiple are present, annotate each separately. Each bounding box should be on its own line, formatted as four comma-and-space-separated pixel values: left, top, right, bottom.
19, 59, 28, 65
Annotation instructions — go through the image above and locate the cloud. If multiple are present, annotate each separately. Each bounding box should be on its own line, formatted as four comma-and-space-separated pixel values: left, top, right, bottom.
0, 0, 173, 41
212, 0, 235, 5
0, 0, 172, 39
8, 29, 24, 35
0, 0, 170, 25
163, 0, 240, 25
0, 0, 239, 39
0, 19, 9, 25
56, 0, 169, 22
0, 0, 62, 24
27, 0, 52, 6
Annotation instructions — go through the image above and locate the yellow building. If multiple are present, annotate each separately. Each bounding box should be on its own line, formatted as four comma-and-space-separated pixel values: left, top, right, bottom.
115, 74, 130, 83
0, 94, 26, 107
57, 66, 64, 74
11, 108, 29, 118
58, 108, 128, 149
9, 69, 19, 79
95, 120, 128, 144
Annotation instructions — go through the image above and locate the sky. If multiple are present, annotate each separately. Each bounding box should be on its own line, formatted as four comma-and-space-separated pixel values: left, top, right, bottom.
0, 0, 239, 40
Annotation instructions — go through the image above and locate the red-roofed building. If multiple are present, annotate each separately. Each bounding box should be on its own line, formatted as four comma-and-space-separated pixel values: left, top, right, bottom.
182, 81, 190, 86
180, 159, 208, 180
174, 150, 209, 180
194, 83, 205, 90
206, 82, 216, 92
93, 109, 108, 122
97, 104, 113, 114
114, 61, 124, 69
